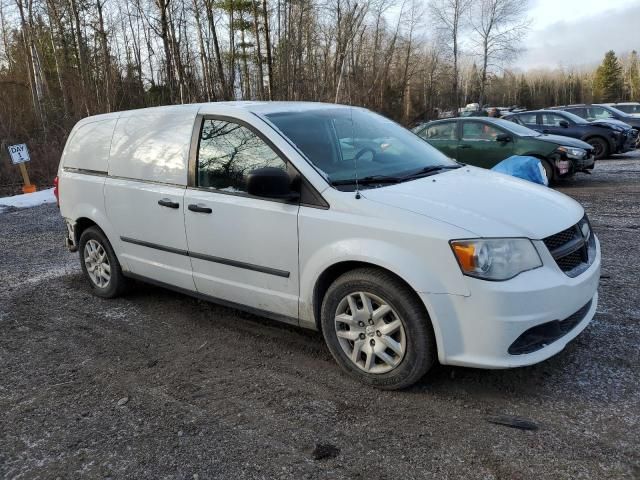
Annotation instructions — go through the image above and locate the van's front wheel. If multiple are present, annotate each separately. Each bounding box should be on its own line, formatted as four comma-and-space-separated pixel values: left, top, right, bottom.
321, 268, 436, 389
79, 227, 129, 298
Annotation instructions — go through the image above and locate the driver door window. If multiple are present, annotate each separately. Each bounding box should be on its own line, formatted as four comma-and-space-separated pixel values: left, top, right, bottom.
588, 107, 613, 120
197, 119, 287, 193
462, 122, 501, 141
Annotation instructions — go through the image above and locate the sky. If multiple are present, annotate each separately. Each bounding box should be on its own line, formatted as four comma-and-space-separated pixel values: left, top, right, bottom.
518, 0, 640, 70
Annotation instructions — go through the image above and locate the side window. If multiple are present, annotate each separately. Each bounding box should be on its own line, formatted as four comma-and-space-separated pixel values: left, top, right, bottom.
541, 113, 565, 126
462, 122, 501, 140
566, 108, 586, 118
197, 119, 287, 193
518, 113, 537, 125
589, 107, 613, 119
424, 122, 457, 140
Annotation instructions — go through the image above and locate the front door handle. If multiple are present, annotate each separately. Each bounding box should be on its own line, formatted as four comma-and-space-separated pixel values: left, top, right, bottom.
542, 129, 550, 134
459, 144, 472, 149
158, 199, 179, 209
188, 204, 212, 214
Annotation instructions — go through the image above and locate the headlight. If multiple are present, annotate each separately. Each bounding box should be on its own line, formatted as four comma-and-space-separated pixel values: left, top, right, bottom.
450, 238, 542, 281
556, 146, 587, 159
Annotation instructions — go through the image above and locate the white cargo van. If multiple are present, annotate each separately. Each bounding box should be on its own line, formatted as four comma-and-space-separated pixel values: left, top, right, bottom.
56, 102, 600, 389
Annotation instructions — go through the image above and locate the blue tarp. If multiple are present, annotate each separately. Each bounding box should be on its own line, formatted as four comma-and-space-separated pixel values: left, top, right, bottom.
491, 155, 548, 186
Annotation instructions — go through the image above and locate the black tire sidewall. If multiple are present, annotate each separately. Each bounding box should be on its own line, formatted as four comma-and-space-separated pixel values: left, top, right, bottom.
321, 268, 436, 389
586, 137, 608, 160
78, 227, 126, 298
542, 159, 556, 185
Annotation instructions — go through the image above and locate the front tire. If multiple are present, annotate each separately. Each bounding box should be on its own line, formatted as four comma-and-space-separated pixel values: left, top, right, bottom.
585, 137, 609, 160
321, 268, 436, 390
541, 159, 556, 185
79, 226, 129, 298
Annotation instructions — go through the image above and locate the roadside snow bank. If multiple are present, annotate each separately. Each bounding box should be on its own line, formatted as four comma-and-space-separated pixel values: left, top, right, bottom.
0, 188, 56, 212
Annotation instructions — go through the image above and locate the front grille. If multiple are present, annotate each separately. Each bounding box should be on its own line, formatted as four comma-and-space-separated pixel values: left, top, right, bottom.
508, 300, 593, 355
543, 226, 578, 251
543, 216, 594, 277
556, 249, 584, 271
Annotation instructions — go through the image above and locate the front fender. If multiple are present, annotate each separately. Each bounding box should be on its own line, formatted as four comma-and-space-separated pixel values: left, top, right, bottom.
298, 237, 470, 325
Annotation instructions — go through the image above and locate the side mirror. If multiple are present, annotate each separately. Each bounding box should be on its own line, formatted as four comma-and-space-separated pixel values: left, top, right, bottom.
559, 120, 569, 128
496, 133, 512, 143
246, 167, 299, 201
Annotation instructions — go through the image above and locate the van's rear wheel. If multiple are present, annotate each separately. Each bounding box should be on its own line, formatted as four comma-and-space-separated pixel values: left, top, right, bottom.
321, 268, 436, 389
79, 227, 129, 298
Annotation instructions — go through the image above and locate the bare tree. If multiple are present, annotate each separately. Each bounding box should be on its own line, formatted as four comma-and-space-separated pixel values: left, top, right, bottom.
429, 0, 472, 110
469, 0, 530, 106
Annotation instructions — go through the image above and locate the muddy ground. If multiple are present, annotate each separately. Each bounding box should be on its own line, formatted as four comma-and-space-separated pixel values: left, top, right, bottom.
1, 152, 639, 479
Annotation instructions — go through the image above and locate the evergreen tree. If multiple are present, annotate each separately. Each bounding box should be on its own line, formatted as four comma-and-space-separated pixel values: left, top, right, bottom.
516, 75, 532, 108
593, 50, 623, 102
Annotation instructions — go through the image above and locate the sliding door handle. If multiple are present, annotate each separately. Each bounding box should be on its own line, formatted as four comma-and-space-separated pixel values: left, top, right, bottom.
158, 199, 179, 209
459, 144, 472, 149
188, 204, 212, 214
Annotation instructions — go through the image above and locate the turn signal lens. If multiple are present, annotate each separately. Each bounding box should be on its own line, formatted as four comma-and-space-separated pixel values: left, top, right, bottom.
450, 238, 542, 281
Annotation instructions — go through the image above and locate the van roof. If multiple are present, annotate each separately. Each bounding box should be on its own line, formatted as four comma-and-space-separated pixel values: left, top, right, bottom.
73, 101, 351, 128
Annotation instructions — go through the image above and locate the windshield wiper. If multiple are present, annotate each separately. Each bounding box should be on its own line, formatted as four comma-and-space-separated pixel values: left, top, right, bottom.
331, 175, 403, 186
400, 164, 462, 180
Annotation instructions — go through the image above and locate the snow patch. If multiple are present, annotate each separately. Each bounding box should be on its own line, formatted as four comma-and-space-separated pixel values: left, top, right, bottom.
0, 188, 56, 212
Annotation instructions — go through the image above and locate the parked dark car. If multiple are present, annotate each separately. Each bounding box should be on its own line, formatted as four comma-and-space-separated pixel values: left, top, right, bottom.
551, 104, 640, 146
601, 102, 640, 115
413, 117, 595, 183
504, 109, 638, 159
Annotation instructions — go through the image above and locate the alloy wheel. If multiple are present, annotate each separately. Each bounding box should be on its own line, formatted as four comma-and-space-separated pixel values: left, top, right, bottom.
334, 291, 407, 374
84, 239, 111, 288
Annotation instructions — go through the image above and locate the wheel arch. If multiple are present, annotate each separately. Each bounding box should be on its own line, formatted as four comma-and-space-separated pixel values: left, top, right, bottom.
65, 205, 127, 270
583, 134, 614, 151
311, 261, 429, 333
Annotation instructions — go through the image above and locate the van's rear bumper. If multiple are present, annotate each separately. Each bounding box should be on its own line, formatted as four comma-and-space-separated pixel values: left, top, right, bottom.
64, 218, 78, 252
420, 237, 601, 369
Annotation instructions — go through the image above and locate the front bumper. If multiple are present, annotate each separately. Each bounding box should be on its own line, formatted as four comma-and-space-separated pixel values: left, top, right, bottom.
421, 236, 601, 368
617, 130, 638, 152
574, 153, 595, 170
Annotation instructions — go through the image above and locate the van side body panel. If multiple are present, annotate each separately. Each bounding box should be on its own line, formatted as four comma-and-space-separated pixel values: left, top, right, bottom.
108, 105, 199, 185
103, 106, 199, 290
59, 117, 120, 263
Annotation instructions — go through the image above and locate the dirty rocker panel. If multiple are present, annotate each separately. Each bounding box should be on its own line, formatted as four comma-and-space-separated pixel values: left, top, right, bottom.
119, 236, 290, 278
122, 271, 300, 327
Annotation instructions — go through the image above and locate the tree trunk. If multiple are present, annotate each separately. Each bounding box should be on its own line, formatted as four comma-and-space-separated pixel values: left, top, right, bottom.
262, 0, 273, 99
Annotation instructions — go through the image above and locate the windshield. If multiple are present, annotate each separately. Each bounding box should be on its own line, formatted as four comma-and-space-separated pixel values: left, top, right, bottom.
618, 104, 640, 114
604, 105, 627, 116
265, 107, 456, 189
496, 119, 541, 136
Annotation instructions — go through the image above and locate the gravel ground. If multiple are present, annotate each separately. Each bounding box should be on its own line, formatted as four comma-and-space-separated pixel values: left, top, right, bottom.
1, 152, 639, 479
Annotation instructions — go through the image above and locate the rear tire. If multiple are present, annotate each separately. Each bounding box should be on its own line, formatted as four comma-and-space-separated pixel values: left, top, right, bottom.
585, 137, 609, 160
79, 226, 129, 298
320, 268, 436, 390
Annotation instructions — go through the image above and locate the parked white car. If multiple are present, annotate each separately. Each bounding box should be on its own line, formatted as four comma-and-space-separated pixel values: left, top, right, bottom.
56, 102, 601, 389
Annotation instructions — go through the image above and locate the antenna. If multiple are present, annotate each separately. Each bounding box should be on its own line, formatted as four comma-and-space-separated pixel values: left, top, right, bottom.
351, 106, 361, 199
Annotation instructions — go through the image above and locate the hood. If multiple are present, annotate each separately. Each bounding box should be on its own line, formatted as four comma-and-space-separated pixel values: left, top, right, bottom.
589, 120, 624, 131
536, 134, 593, 150
361, 166, 584, 239
592, 118, 636, 129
